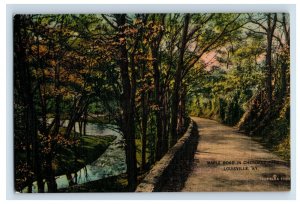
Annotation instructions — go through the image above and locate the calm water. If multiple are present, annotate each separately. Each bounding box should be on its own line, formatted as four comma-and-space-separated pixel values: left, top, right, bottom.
24, 121, 126, 193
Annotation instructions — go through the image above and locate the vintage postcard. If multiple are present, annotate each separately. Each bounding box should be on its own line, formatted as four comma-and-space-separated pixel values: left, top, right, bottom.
13, 13, 290, 193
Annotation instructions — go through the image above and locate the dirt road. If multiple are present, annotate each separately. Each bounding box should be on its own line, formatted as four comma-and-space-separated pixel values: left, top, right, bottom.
181, 117, 290, 192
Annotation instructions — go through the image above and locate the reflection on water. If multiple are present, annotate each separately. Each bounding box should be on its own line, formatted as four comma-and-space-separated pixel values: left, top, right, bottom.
24, 122, 126, 193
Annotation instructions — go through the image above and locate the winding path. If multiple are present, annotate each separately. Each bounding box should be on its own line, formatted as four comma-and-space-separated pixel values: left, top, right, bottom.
181, 117, 290, 192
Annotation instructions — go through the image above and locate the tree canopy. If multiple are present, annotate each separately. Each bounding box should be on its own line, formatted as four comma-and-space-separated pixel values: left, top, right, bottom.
14, 13, 290, 192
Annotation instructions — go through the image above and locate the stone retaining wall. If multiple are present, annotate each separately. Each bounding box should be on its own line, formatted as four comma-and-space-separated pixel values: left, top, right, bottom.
135, 119, 198, 192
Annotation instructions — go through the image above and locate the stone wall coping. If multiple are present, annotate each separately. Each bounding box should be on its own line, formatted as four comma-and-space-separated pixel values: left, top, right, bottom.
135, 119, 195, 192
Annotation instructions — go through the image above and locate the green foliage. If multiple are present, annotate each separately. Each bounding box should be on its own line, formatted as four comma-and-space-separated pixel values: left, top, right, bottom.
259, 117, 289, 146
274, 134, 290, 162
254, 97, 290, 162
187, 14, 290, 163
14, 13, 290, 192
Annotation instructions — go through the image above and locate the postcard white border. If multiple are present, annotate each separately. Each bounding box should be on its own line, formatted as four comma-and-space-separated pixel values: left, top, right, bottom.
5, 3, 296, 201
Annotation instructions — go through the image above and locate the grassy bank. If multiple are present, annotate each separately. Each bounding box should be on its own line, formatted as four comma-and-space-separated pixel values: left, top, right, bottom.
54, 134, 117, 176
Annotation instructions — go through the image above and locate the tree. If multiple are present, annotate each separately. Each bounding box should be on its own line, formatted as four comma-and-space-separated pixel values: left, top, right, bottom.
14, 12, 290, 192
170, 14, 190, 145
248, 13, 277, 104
14, 14, 44, 193
114, 14, 138, 191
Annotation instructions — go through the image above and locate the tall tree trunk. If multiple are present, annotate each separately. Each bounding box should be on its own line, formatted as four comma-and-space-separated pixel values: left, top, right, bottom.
282, 13, 290, 48
161, 89, 169, 153
280, 61, 287, 98
280, 13, 289, 98
265, 13, 277, 104
152, 48, 163, 161
45, 152, 57, 192
140, 62, 148, 171
141, 90, 148, 170
45, 37, 63, 192
83, 109, 87, 135
148, 14, 165, 161
178, 84, 187, 134
14, 15, 44, 192
171, 14, 190, 146
116, 14, 137, 191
